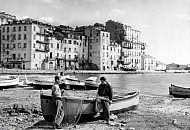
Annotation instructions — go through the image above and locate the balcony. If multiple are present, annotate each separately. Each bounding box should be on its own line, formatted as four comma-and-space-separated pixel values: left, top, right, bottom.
36, 40, 50, 44
35, 48, 49, 52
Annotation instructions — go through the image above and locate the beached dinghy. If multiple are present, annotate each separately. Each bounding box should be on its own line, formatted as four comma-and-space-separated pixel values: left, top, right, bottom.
169, 84, 190, 98
40, 91, 139, 123
0, 75, 20, 89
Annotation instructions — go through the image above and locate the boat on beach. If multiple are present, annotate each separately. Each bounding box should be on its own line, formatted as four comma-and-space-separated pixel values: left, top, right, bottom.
40, 91, 139, 123
0, 75, 20, 89
169, 84, 190, 98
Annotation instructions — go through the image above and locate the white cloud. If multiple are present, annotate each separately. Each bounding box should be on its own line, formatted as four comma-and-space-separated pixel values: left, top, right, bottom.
177, 14, 190, 21
82, 0, 98, 2
142, 24, 151, 28
108, 9, 124, 16
40, 0, 63, 9
94, 11, 100, 16
39, 17, 54, 23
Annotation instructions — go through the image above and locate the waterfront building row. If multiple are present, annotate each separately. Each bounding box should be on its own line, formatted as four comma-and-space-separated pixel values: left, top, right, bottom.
0, 12, 160, 71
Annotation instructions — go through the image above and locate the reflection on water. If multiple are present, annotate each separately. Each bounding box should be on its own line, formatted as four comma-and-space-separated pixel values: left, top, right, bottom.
17, 73, 190, 96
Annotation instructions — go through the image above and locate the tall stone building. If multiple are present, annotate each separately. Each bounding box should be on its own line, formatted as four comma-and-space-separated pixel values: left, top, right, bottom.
85, 23, 121, 70
106, 20, 146, 70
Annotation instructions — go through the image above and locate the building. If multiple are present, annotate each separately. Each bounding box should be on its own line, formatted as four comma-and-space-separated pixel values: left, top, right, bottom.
156, 61, 166, 71
0, 12, 16, 25
106, 20, 146, 70
141, 54, 156, 70
85, 23, 121, 70
0, 12, 17, 63
0, 18, 88, 70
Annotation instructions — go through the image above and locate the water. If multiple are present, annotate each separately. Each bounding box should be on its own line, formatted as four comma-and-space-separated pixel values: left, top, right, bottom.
73, 73, 190, 96
16, 73, 190, 96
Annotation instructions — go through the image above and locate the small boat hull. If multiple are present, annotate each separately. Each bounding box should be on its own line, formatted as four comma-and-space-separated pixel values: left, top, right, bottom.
0, 75, 19, 89
169, 84, 190, 98
40, 91, 139, 123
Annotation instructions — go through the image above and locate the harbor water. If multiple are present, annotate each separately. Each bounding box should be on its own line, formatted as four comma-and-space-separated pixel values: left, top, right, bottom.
16, 72, 190, 96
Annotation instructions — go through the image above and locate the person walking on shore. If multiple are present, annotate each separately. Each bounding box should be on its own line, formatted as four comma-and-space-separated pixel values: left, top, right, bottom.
52, 75, 64, 129
94, 76, 113, 124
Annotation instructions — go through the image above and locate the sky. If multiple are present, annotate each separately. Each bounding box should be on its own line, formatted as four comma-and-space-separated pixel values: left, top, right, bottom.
0, 0, 190, 64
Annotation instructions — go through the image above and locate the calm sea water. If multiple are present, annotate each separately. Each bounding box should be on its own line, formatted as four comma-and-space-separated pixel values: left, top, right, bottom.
73, 73, 190, 96
19, 73, 190, 96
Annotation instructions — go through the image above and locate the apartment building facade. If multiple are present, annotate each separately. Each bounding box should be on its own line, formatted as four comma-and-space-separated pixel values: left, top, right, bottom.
0, 18, 88, 70
85, 24, 121, 71
141, 54, 156, 70
106, 20, 146, 70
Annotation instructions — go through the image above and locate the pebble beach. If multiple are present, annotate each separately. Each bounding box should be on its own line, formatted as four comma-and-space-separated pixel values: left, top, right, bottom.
1, 88, 190, 130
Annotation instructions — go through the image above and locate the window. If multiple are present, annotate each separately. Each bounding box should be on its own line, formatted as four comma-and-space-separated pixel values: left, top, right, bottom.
51, 43, 53, 48
57, 44, 59, 49
68, 40, 72, 44
103, 45, 105, 50
2, 27, 5, 32
74, 48, 77, 53
13, 44, 16, 48
33, 43, 35, 48
33, 54, 35, 58
24, 34, 27, 40
39, 54, 41, 59
7, 51, 9, 55
7, 35, 9, 41
69, 48, 71, 52
18, 34, 21, 40
18, 43, 21, 48
7, 27, 9, 33
18, 26, 21, 31
6, 44, 9, 49
18, 54, 21, 59
90, 45, 92, 50
33, 26, 36, 31
24, 26, 27, 31
50, 52, 52, 58
24, 43, 27, 48
64, 47, 66, 52
74, 41, 76, 45
90, 52, 92, 56
2, 35, 5, 40
13, 27, 16, 32
69, 55, 71, 59
13, 34, 16, 40
24, 53, 26, 59
33, 35, 36, 40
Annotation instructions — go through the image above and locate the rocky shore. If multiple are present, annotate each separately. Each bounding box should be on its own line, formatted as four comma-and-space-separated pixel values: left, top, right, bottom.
1, 88, 190, 130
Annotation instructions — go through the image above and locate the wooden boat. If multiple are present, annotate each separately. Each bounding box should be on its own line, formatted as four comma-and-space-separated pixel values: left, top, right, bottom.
64, 76, 86, 90
40, 91, 139, 123
84, 77, 99, 90
169, 84, 190, 98
0, 75, 20, 89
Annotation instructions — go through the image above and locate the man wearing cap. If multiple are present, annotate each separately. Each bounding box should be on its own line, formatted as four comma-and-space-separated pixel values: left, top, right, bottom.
94, 76, 113, 124
52, 75, 64, 129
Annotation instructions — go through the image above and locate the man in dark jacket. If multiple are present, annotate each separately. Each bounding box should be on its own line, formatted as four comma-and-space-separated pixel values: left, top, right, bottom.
94, 76, 113, 124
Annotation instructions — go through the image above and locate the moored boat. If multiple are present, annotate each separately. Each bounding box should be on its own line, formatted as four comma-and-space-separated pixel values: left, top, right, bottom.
0, 75, 20, 89
169, 84, 190, 98
40, 91, 139, 123
84, 77, 99, 90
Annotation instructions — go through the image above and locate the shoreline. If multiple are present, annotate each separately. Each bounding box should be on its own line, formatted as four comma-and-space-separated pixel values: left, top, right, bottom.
1, 89, 190, 130
0, 68, 189, 75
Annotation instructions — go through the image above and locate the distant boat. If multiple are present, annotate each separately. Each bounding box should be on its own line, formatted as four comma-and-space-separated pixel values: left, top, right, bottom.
169, 84, 190, 98
24, 75, 65, 89
0, 75, 20, 89
84, 77, 99, 90
64, 76, 86, 90
122, 67, 137, 71
40, 91, 139, 123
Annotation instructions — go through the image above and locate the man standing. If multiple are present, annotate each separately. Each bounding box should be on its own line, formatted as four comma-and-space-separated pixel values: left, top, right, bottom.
52, 75, 64, 129
94, 76, 113, 124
